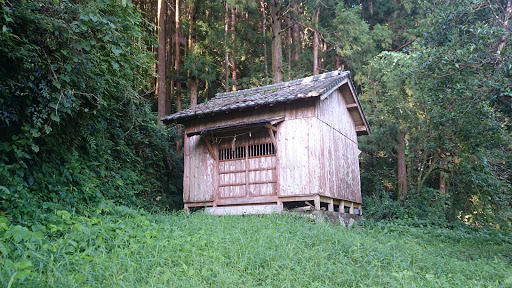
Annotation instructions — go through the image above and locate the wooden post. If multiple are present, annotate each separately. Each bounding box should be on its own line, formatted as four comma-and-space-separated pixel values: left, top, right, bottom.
314, 195, 321, 211
214, 138, 219, 207
244, 142, 249, 197
340, 200, 345, 213
266, 125, 278, 152
184, 204, 190, 214
349, 202, 354, 214
328, 198, 334, 212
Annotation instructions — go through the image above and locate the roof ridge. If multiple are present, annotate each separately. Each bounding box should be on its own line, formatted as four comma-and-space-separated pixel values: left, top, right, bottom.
215, 69, 348, 99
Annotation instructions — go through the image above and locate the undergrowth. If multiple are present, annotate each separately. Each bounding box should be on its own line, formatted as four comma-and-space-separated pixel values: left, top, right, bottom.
0, 0, 183, 223
1, 205, 511, 287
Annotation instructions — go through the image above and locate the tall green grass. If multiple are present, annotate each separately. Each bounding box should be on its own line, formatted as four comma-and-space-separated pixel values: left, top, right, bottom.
1, 207, 511, 287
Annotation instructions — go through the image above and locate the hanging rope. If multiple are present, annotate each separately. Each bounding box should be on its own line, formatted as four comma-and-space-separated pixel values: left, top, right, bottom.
231, 135, 237, 152
211, 130, 254, 146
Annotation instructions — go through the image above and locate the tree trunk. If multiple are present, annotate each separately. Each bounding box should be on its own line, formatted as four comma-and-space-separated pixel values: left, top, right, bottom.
151, 1, 158, 92
224, 1, 230, 91
312, 6, 320, 75
157, 0, 167, 119
397, 132, 407, 198
439, 162, 446, 195
166, 2, 173, 116
285, 14, 291, 80
334, 53, 341, 69
270, 0, 283, 83
175, 0, 182, 112
188, 0, 198, 106
261, 0, 269, 81
231, 6, 237, 91
416, 151, 439, 193
175, 0, 183, 152
292, 2, 300, 63
497, 0, 511, 57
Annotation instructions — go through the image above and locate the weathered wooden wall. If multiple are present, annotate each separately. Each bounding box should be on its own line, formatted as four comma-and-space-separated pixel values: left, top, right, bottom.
276, 88, 361, 203
316, 89, 361, 203
183, 99, 316, 203
276, 107, 316, 196
317, 89, 357, 143
183, 135, 216, 202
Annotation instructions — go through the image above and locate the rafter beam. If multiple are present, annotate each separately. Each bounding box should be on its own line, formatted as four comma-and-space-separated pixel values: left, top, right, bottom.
200, 135, 217, 161
355, 126, 367, 135
265, 124, 278, 153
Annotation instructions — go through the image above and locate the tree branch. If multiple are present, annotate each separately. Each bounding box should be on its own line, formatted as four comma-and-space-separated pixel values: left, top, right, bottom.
496, 0, 512, 57
296, 22, 337, 47
43, 50, 65, 115
487, 0, 504, 25
137, 88, 156, 99
432, 65, 467, 78
417, 151, 440, 192
164, 0, 175, 12
393, 38, 417, 52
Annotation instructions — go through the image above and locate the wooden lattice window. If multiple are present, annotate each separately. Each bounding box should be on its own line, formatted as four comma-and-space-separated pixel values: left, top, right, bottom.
248, 142, 275, 157
218, 142, 275, 161
219, 146, 246, 161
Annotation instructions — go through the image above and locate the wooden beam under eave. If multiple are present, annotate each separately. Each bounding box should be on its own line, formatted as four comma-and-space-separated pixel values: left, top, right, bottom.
200, 135, 217, 161
265, 123, 278, 132
270, 116, 285, 125
356, 126, 369, 136
355, 126, 367, 133
265, 124, 278, 153
346, 103, 358, 109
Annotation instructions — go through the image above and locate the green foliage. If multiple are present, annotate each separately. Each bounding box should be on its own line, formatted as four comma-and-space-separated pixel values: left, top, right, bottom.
364, 188, 450, 223
332, 5, 393, 76
343, 0, 424, 49
183, 52, 216, 83
359, 0, 511, 227
1, 211, 511, 287
0, 0, 182, 223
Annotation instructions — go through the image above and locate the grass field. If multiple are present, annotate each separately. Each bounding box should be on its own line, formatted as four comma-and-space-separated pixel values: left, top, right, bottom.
1, 206, 511, 287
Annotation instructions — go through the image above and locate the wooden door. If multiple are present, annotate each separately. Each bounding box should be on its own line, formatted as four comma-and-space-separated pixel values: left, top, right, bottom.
217, 135, 277, 199
247, 143, 277, 196
218, 149, 247, 198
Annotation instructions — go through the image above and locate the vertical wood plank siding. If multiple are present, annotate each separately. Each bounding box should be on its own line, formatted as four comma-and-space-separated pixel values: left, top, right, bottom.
183, 135, 191, 202
317, 89, 357, 143
183, 135, 215, 202
277, 118, 311, 196
315, 89, 361, 203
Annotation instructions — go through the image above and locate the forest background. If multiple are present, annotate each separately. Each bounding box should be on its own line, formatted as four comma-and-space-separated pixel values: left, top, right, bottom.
1, 0, 511, 229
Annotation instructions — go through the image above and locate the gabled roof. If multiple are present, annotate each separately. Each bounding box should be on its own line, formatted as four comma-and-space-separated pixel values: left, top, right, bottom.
161, 70, 370, 135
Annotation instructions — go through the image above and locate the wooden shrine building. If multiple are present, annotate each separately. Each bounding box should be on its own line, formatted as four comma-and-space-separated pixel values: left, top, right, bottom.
162, 70, 370, 215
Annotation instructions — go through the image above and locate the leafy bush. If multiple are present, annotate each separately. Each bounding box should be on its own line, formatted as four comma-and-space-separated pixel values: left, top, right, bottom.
0, 0, 182, 223
364, 187, 450, 225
